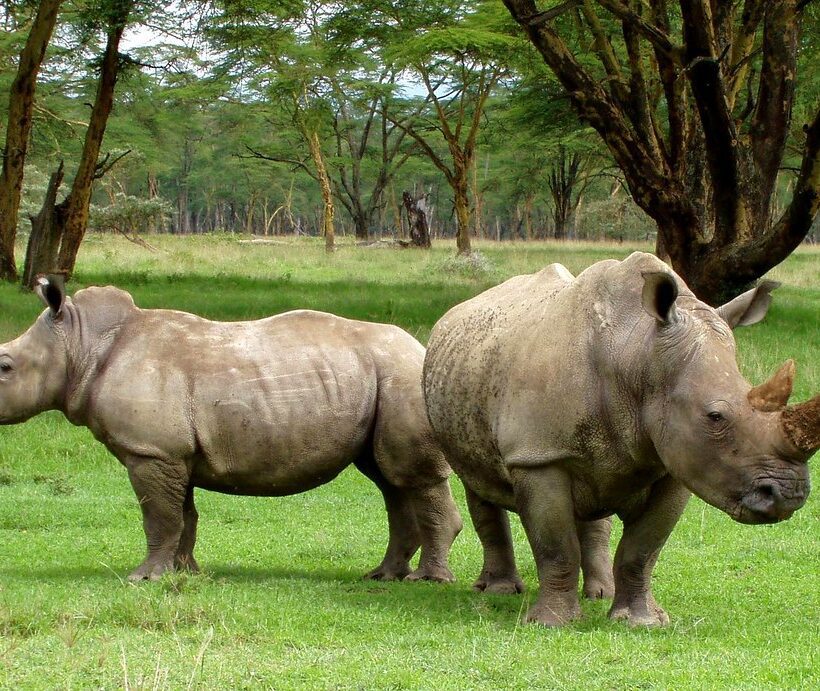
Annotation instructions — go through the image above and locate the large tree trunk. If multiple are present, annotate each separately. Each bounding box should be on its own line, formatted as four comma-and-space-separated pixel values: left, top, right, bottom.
0, 0, 63, 282
55, 0, 132, 278
503, 0, 819, 305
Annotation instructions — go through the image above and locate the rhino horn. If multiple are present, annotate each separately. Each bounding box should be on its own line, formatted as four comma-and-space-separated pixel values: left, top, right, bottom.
782, 394, 820, 455
748, 359, 795, 412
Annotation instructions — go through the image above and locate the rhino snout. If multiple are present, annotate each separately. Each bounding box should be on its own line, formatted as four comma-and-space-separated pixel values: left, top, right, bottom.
738, 478, 809, 524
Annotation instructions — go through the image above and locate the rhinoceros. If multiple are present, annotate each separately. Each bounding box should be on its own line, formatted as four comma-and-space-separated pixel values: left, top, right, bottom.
423, 251, 818, 627
0, 278, 462, 582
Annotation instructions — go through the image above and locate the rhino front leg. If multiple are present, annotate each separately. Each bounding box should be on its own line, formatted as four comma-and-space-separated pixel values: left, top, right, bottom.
124, 456, 189, 582
510, 464, 582, 626
609, 475, 690, 626
404, 480, 462, 583
578, 517, 614, 599
174, 485, 200, 574
465, 485, 524, 594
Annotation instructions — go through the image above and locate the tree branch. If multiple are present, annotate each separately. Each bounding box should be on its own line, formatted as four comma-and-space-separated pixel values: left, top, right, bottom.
679, 0, 744, 245
726, 0, 765, 110
241, 145, 316, 180
595, 0, 683, 63
736, 107, 820, 281
502, 0, 681, 221
93, 149, 131, 180
750, 0, 799, 221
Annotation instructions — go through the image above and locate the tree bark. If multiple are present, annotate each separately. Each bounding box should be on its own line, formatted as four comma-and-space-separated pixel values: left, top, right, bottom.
0, 0, 63, 282
55, 0, 133, 277
453, 163, 472, 254
22, 162, 64, 288
308, 130, 335, 252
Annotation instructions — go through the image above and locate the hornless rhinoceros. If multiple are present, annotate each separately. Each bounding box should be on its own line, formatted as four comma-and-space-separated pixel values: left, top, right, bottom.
0, 278, 462, 582
423, 251, 818, 627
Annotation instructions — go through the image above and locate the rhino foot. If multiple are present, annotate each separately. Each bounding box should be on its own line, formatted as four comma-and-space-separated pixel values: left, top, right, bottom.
127, 558, 175, 583
473, 572, 525, 595
363, 563, 412, 581
582, 574, 615, 600
525, 595, 582, 627
405, 564, 455, 583
608, 600, 670, 627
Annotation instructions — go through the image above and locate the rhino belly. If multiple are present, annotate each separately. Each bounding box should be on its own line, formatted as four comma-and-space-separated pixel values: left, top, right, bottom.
190, 359, 377, 496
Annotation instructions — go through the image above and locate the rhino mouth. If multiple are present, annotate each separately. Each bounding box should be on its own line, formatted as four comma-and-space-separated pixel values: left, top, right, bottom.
732, 478, 809, 525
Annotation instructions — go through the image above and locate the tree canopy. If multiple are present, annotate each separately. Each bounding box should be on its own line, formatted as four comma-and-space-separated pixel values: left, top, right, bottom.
0, 0, 817, 297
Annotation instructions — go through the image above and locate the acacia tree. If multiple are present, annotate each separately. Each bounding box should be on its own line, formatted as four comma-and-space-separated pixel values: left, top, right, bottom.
0, 0, 63, 282
384, 1, 518, 254
503, 0, 820, 303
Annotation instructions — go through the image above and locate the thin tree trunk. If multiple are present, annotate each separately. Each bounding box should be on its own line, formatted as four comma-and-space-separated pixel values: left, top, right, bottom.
453, 165, 471, 254
308, 130, 335, 252
0, 0, 62, 282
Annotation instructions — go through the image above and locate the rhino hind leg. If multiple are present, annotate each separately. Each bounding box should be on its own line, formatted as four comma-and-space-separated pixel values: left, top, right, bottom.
578, 518, 614, 599
125, 456, 189, 582
403, 480, 462, 583
355, 455, 421, 581
173, 485, 200, 574
510, 465, 582, 626
464, 486, 524, 594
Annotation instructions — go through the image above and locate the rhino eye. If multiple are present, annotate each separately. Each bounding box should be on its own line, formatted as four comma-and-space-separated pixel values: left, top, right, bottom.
0, 363, 11, 374
707, 411, 724, 423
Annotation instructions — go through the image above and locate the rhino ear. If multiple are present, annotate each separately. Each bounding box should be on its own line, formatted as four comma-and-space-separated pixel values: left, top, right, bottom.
717, 280, 779, 329
34, 274, 66, 317
642, 271, 679, 324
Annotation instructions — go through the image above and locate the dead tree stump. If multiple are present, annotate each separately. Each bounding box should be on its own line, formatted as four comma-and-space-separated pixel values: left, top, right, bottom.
23, 162, 65, 289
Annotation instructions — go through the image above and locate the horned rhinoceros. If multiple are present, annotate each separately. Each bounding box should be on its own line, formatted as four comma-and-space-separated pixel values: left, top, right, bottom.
0, 278, 462, 582
423, 251, 818, 627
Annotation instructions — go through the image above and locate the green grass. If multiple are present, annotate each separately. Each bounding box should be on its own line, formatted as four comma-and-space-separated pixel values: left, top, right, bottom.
0, 235, 817, 689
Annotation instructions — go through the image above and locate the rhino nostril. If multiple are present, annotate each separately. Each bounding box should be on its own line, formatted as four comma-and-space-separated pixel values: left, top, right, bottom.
757, 482, 776, 499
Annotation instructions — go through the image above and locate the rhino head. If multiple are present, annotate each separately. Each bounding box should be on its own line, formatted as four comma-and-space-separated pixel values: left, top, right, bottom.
0, 276, 135, 425
640, 272, 817, 525
0, 277, 71, 423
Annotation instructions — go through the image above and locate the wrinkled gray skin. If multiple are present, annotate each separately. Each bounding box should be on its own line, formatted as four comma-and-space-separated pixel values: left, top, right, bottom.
0, 280, 462, 582
424, 252, 817, 627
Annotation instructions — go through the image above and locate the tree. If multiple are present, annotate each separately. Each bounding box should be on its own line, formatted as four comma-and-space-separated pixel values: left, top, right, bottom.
54, 0, 135, 276
0, 0, 63, 282
547, 145, 590, 239
502, 0, 820, 303
383, 1, 519, 254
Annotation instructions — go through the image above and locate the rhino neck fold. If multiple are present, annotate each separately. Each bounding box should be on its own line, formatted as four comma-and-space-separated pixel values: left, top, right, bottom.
60, 300, 130, 426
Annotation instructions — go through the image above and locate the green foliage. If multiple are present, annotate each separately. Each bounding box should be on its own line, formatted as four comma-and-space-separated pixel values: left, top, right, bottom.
89, 191, 171, 233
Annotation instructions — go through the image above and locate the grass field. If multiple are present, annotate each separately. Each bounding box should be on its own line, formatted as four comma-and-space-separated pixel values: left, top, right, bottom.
0, 235, 817, 689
